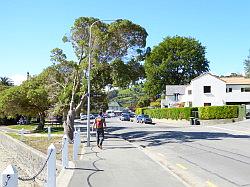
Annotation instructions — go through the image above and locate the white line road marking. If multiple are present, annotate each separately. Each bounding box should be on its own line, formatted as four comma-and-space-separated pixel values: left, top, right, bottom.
206, 180, 217, 187
176, 163, 187, 170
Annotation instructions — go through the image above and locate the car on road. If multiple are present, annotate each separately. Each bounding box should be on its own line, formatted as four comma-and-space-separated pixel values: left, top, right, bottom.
80, 114, 87, 120
136, 114, 152, 124
120, 113, 131, 121
80, 114, 94, 120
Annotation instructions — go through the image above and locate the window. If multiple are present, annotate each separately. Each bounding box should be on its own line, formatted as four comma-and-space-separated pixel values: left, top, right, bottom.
174, 93, 179, 101
204, 103, 211, 106
204, 86, 211, 93
241, 87, 250, 92
226, 88, 232, 93
188, 102, 192, 107
188, 90, 192, 95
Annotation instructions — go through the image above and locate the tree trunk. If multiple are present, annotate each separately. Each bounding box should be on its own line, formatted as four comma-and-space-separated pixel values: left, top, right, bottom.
37, 112, 45, 130
64, 104, 76, 142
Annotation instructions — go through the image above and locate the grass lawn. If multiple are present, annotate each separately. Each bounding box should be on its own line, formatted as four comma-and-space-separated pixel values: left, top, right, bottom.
8, 124, 64, 134
7, 133, 78, 161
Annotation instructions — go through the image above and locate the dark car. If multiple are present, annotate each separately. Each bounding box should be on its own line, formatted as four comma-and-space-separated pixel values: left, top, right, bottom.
136, 114, 152, 124
120, 113, 130, 121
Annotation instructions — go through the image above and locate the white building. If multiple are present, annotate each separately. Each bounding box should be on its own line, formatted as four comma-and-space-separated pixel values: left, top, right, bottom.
162, 73, 250, 108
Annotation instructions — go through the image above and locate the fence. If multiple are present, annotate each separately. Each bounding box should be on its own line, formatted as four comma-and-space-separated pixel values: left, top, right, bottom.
1, 130, 81, 187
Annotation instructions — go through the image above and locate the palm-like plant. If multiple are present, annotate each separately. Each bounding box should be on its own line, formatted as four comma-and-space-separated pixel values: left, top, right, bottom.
0, 77, 14, 86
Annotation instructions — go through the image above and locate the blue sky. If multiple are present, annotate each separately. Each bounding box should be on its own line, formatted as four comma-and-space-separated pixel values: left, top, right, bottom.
1, 0, 250, 84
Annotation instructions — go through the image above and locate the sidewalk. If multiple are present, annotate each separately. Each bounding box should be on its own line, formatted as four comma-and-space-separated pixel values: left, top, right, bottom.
67, 134, 186, 187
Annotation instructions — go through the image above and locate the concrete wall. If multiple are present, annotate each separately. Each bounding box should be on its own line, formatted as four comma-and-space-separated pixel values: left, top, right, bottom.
0, 132, 62, 185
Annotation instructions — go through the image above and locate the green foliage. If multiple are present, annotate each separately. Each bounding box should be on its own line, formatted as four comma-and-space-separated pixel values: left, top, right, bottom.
244, 50, 250, 78
135, 108, 146, 115
137, 95, 150, 108
0, 73, 50, 118
111, 84, 147, 109
144, 36, 209, 97
150, 101, 161, 108
48, 17, 148, 118
136, 105, 240, 120
198, 105, 238, 119
0, 77, 14, 86
143, 107, 194, 120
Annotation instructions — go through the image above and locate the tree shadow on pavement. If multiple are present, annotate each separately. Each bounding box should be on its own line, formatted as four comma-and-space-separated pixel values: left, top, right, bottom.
111, 130, 250, 147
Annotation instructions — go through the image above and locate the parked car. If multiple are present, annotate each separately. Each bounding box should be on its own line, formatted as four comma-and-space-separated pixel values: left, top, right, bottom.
80, 114, 87, 120
136, 114, 152, 124
102, 113, 108, 118
129, 113, 135, 118
120, 113, 130, 121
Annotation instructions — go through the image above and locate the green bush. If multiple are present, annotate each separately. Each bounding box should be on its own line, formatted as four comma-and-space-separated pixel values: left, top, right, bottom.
135, 108, 146, 115
198, 105, 238, 120
143, 107, 194, 120
150, 101, 161, 108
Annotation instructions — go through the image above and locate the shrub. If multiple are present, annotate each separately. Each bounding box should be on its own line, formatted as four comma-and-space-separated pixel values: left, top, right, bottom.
135, 108, 146, 115
143, 107, 194, 120
198, 105, 238, 120
150, 101, 161, 108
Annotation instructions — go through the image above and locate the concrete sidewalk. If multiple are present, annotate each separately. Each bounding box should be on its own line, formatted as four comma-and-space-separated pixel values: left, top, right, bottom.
67, 134, 186, 187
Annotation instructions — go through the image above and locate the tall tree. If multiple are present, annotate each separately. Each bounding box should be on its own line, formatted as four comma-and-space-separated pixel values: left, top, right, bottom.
244, 50, 250, 78
0, 77, 14, 86
50, 17, 148, 141
0, 74, 50, 129
144, 36, 209, 97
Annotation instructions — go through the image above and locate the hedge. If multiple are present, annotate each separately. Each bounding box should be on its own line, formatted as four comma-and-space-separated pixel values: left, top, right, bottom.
198, 105, 238, 120
135, 105, 240, 120
136, 107, 194, 120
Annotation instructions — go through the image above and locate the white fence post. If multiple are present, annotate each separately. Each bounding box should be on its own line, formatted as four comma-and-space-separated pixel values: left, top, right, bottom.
19, 128, 24, 141
47, 144, 56, 187
48, 126, 51, 140
62, 135, 68, 168
77, 129, 81, 146
1, 165, 18, 187
73, 131, 80, 161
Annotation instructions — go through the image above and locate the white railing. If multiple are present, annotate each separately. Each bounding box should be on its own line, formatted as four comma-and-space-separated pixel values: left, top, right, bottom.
1, 131, 81, 187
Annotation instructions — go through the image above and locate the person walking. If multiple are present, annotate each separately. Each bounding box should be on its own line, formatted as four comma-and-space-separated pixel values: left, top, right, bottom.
93, 111, 106, 149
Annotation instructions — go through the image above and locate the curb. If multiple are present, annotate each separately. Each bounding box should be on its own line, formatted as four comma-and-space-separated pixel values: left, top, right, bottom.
56, 161, 75, 187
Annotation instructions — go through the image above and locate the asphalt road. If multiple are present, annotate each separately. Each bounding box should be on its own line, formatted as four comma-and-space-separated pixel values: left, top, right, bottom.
102, 118, 250, 187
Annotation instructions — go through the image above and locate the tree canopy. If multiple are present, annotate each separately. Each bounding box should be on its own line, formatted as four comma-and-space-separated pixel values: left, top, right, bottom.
144, 36, 209, 97
0, 77, 14, 86
0, 73, 50, 129
244, 50, 250, 78
48, 17, 148, 141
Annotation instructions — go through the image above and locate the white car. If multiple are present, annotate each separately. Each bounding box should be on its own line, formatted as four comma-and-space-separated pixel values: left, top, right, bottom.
80, 114, 87, 120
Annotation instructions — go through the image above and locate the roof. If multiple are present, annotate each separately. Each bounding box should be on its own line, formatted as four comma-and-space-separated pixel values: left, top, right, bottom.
191, 73, 226, 83
166, 85, 187, 95
220, 77, 250, 85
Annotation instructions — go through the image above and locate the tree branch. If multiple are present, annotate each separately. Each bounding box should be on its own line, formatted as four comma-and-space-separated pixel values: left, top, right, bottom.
75, 92, 87, 113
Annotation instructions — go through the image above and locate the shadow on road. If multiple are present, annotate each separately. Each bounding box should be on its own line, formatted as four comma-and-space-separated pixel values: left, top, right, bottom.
107, 127, 250, 147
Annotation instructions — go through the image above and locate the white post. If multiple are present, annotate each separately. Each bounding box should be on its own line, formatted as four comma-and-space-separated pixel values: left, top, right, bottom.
73, 131, 80, 161
20, 128, 24, 141
77, 129, 81, 146
62, 135, 68, 168
1, 165, 18, 187
48, 126, 51, 140
91, 122, 94, 133
47, 144, 56, 187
